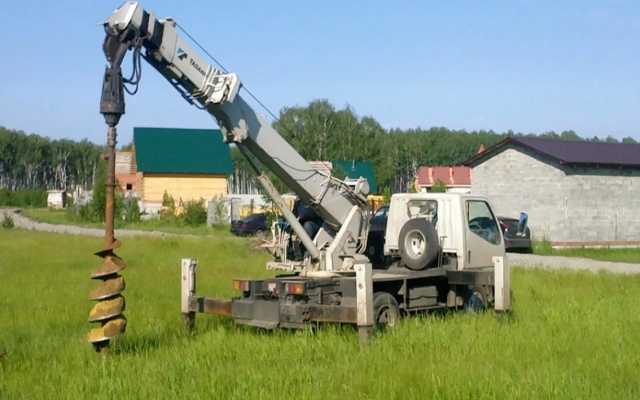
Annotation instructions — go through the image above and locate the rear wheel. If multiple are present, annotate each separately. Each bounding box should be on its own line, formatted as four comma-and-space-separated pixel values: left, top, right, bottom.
398, 219, 440, 270
464, 285, 491, 312
373, 292, 400, 329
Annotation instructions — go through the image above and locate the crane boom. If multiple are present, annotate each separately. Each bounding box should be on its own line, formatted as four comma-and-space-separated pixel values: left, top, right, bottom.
101, 2, 370, 272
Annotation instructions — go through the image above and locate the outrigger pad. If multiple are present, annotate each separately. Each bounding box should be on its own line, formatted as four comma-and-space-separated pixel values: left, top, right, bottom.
89, 275, 125, 300
87, 317, 127, 343
91, 255, 126, 279
88, 295, 125, 322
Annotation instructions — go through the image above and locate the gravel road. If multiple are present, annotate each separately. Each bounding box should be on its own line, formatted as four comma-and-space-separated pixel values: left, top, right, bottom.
1, 208, 189, 238
507, 253, 640, 275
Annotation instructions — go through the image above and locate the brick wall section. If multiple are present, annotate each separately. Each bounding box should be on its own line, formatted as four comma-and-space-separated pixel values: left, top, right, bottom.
471, 147, 640, 243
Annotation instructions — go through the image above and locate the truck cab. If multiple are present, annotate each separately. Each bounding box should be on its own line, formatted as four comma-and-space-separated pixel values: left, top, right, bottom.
384, 193, 505, 271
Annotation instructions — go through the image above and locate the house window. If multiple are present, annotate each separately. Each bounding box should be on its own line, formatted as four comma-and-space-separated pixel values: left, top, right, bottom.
126, 184, 133, 191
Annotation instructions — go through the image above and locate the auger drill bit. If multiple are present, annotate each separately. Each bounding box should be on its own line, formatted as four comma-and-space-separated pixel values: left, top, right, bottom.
88, 126, 128, 353
89, 28, 131, 353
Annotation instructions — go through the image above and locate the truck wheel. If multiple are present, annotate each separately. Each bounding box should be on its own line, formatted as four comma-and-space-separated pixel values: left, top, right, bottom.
373, 292, 400, 329
464, 286, 489, 312
398, 218, 439, 270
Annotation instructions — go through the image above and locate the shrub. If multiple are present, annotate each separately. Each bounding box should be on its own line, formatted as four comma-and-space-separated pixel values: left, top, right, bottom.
382, 186, 392, 205
81, 159, 125, 222
431, 179, 447, 193
1, 213, 14, 229
160, 191, 176, 220
183, 199, 207, 226
0, 189, 47, 207
124, 197, 141, 223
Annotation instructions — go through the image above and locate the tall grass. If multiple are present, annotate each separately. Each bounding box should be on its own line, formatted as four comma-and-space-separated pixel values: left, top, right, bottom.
1, 230, 639, 399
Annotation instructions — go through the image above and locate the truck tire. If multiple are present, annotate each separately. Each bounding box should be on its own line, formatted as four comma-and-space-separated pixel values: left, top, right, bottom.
464, 285, 490, 312
398, 218, 440, 270
373, 292, 400, 329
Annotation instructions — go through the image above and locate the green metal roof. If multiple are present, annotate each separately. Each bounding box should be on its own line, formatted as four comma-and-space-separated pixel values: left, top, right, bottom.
133, 127, 233, 175
332, 160, 378, 193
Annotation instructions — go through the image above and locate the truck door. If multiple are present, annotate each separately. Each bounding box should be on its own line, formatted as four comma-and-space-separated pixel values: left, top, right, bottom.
465, 200, 504, 269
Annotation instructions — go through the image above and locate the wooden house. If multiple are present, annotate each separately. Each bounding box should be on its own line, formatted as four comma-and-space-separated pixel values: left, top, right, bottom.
130, 127, 233, 213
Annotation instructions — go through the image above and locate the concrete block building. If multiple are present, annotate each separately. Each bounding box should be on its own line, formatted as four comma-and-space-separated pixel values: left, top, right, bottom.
465, 137, 640, 246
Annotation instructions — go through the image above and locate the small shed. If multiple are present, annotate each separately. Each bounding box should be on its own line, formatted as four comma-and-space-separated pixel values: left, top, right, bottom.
133, 127, 234, 213
47, 190, 66, 209
332, 160, 378, 194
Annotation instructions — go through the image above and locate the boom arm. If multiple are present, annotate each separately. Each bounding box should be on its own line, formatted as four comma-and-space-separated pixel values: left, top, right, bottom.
101, 2, 370, 271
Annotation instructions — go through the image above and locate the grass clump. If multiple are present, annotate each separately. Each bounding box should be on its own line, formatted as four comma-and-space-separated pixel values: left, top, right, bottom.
1, 212, 14, 228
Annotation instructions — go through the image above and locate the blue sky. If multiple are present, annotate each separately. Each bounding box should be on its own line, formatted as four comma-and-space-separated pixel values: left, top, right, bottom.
0, 1, 638, 144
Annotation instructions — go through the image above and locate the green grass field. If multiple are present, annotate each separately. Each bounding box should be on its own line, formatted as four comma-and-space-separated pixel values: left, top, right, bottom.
1, 229, 640, 399
533, 240, 640, 263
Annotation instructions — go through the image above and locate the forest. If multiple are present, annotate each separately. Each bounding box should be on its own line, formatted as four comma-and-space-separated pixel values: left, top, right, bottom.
1, 99, 637, 194
0, 127, 102, 192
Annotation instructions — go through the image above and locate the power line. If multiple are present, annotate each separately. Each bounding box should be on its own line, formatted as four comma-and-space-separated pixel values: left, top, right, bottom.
176, 22, 279, 122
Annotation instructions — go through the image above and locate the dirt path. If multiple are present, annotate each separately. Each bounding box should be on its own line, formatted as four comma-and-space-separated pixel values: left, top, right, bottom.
1, 208, 195, 239
508, 253, 640, 275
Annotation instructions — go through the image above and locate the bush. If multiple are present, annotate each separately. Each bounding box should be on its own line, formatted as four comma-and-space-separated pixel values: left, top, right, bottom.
160, 191, 176, 220
0, 189, 47, 208
124, 197, 141, 223
431, 179, 447, 193
382, 186, 392, 205
1, 213, 14, 229
183, 199, 207, 226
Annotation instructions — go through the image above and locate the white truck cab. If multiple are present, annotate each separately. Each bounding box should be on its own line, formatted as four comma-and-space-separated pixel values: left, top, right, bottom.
384, 193, 505, 270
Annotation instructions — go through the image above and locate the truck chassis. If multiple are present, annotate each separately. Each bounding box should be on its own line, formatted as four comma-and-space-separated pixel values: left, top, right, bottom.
181, 258, 507, 331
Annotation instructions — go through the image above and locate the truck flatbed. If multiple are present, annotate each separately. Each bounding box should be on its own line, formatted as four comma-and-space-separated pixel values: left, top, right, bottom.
183, 264, 497, 330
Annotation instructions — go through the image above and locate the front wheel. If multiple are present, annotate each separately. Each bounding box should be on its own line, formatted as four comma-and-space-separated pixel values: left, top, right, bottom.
373, 292, 400, 329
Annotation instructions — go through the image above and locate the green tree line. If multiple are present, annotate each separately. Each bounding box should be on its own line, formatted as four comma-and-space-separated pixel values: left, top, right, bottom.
2, 101, 637, 194
0, 126, 102, 191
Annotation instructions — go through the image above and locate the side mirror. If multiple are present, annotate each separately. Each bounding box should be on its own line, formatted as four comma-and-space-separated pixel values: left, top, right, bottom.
517, 212, 528, 236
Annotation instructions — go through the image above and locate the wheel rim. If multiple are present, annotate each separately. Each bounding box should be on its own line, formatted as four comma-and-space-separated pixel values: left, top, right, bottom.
467, 290, 486, 311
376, 305, 398, 327
404, 229, 427, 259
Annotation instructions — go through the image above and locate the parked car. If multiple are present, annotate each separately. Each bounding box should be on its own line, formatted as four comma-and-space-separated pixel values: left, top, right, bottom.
498, 216, 532, 253
231, 213, 267, 236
